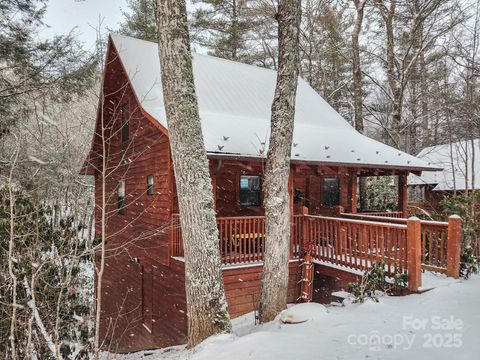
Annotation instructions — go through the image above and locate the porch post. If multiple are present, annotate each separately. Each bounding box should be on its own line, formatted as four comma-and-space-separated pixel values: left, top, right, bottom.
349, 170, 358, 213
339, 168, 349, 213
398, 173, 408, 217
407, 217, 422, 292
446, 215, 462, 278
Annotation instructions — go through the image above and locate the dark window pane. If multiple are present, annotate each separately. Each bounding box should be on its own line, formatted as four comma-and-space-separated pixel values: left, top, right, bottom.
122, 102, 129, 141
239, 175, 261, 206
323, 178, 339, 206
118, 180, 126, 214
146, 175, 154, 195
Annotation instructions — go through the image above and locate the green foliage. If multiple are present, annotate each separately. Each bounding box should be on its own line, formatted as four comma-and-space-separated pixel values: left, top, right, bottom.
440, 191, 480, 279
363, 177, 398, 212
348, 262, 407, 303
460, 247, 478, 279
118, 0, 157, 41
0, 0, 96, 136
0, 189, 93, 357
191, 0, 252, 62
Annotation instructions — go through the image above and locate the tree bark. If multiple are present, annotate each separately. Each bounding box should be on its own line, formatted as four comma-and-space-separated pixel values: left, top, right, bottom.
155, 0, 231, 347
259, 0, 301, 324
352, 0, 368, 211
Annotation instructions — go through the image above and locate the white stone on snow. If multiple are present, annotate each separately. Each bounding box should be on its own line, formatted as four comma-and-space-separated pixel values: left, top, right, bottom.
279, 303, 328, 324
111, 34, 436, 171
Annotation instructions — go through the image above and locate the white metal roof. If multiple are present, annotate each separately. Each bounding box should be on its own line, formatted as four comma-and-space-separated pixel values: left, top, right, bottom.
408, 139, 480, 191
110, 34, 436, 171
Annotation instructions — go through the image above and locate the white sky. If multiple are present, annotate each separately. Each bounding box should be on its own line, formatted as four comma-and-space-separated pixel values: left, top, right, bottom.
43, 0, 199, 51
43, 0, 129, 51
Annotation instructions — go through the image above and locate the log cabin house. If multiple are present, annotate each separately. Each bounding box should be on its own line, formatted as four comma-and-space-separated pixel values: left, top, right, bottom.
408, 139, 480, 212
81, 34, 462, 353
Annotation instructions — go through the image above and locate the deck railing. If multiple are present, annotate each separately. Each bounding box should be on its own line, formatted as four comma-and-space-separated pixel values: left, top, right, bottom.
300, 215, 409, 275
171, 214, 183, 257
171, 214, 267, 265
171, 212, 461, 286
341, 213, 460, 274
217, 216, 265, 264
359, 211, 404, 218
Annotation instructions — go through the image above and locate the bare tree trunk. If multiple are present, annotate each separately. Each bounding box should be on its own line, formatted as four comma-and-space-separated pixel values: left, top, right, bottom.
352, 0, 368, 211
7, 136, 20, 360
259, 0, 301, 324
93, 85, 107, 360
155, 0, 231, 347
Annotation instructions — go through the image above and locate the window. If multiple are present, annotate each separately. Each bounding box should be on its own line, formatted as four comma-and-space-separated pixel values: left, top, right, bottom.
239, 175, 261, 206
322, 177, 339, 206
118, 180, 126, 215
121, 102, 129, 141
146, 175, 154, 195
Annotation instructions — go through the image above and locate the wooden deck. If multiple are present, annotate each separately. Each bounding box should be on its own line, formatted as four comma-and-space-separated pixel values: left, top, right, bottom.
170, 212, 462, 290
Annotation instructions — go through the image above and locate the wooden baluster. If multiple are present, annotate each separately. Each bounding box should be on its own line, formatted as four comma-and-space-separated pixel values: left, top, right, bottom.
321, 218, 325, 260
229, 219, 233, 264
361, 224, 367, 270
421, 226, 425, 265
242, 218, 246, 263
261, 218, 265, 260
386, 228, 391, 274
370, 226, 375, 270
440, 228, 446, 268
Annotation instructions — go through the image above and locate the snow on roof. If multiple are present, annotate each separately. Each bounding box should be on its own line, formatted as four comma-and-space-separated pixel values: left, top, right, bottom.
408, 139, 480, 191
110, 34, 435, 171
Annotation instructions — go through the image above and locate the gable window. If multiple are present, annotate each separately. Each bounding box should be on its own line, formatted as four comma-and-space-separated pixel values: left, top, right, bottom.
322, 177, 339, 206
121, 102, 129, 141
146, 175, 154, 195
118, 180, 126, 215
239, 175, 261, 206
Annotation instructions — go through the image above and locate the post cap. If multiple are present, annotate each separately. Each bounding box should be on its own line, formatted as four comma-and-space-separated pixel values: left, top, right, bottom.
449, 214, 462, 220
408, 216, 420, 221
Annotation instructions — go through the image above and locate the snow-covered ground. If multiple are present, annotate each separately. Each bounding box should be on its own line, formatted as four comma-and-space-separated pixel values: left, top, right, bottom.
103, 273, 480, 360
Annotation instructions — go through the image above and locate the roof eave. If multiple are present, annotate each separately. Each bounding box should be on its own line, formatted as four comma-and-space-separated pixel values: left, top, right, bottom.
206, 152, 441, 172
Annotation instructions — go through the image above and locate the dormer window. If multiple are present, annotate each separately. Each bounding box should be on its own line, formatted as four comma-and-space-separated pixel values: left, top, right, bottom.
118, 180, 126, 215
121, 102, 129, 141
146, 175, 154, 195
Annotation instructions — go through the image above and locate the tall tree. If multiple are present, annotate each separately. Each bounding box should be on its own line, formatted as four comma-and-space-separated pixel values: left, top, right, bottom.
191, 0, 250, 61
300, 0, 352, 117
118, 0, 157, 41
371, 0, 463, 148
259, 0, 301, 323
0, 0, 95, 138
351, 0, 368, 210
154, 0, 232, 347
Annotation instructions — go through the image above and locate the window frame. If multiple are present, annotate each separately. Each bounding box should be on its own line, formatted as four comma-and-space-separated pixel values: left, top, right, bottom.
239, 174, 262, 207
322, 177, 340, 206
118, 179, 126, 215
146, 175, 154, 196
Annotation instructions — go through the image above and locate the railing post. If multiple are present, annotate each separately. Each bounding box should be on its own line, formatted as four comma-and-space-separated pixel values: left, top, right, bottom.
302, 215, 309, 248
447, 215, 462, 279
299, 244, 314, 302
407, 217, 422, 292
